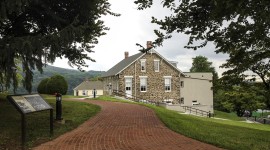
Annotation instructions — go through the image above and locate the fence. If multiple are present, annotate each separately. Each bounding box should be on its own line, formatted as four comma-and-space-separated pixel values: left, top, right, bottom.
182, 106, 212, 118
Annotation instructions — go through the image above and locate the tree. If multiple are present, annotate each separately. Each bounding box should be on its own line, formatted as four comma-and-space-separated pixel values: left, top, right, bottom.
135, 0, 270, 108
190, 56, 215, 72
135, 0, 270, 52
0, 59, 23, 93
221, 86, 265, 117
0, 0, 118, 93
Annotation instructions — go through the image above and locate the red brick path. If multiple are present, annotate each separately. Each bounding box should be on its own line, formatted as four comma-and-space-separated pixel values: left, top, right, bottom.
34, 100, 221, 150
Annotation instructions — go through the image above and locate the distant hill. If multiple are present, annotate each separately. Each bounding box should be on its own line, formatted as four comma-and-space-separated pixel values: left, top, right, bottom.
14, 65, 105, 95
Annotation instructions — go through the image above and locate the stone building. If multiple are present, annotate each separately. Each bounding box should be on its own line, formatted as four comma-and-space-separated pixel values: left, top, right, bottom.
101, 41, 213, 112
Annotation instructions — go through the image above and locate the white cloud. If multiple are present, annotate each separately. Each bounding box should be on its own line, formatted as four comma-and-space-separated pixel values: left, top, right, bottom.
52, 0, 228, 76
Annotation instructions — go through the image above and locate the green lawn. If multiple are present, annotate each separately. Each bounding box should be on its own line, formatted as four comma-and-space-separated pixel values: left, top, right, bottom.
0, 94, 100, 149
91, 96, 270, 150
214, 110, 245, 121
2, 94, 270, 150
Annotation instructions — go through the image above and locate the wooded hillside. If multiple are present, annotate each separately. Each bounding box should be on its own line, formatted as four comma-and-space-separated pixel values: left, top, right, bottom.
13, 65, 104, 95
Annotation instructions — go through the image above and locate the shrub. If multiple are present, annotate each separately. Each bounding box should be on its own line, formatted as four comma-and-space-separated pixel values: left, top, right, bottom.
46, 75, 68, 95
37, 78, 49, 94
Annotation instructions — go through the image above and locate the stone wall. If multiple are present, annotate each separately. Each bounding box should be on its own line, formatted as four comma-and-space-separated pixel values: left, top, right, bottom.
118, 52, 181, 103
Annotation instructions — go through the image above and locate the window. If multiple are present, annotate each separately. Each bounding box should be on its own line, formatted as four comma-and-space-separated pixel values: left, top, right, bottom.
180, 97, 184, 104
192, 100, 200, 105
180, 81, 184, 88
140, 76, 147, 92
82, 90, 86, 95
140, 59, 146, 72
154, 60, 160, 72
164, 76, 172, 92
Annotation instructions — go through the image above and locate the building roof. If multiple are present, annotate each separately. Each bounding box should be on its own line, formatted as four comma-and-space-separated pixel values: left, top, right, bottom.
73, 80, 103, 90
101, 52, 145, 77
101, 49, 185, 77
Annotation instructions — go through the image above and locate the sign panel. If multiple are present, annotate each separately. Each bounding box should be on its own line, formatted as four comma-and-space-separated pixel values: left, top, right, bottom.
8, 94, 52, 114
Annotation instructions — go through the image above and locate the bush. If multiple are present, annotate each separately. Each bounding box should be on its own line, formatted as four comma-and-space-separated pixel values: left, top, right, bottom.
37, 78, 49, 94
37, 75, 68, 95
46, 75, 68, 95
0, 92, 8, 101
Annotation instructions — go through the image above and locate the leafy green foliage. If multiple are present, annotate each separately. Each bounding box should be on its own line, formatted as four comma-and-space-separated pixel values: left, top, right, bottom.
135, 0, 270, 53
220, 86, 265, 117
0, 0, 118, 93
190, 56, 215, 72
37, 78, 49, 94
37, 74, 68, 95
47, 75, 68, 95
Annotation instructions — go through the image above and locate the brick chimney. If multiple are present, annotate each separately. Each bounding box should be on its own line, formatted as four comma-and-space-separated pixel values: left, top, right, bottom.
146, 41, 152, 49
124, 51, 129, 59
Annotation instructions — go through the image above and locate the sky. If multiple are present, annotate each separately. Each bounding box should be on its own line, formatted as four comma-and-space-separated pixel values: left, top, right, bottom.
51, 0, 228, 76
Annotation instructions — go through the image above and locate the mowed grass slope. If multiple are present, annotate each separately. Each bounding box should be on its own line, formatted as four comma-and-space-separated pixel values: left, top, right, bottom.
147, 105, 270, 150
91, 96, 270, 150
214, 110, 245, 121
0, 94, 100, 149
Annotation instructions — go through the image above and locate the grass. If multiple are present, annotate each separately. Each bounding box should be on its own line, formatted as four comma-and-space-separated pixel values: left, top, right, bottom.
90, 96, 270, 150
90, 95, 132, 103
2, 94, 270, 149
148, 105, 270, 150
0, 93, 100, 149
214, 110, 245, 121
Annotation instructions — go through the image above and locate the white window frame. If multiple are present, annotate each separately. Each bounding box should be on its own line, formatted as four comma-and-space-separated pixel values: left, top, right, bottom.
164, 76, 172, 92
154, 59, 160, 72
140, 59, 146, 72
139, 76, 148, 92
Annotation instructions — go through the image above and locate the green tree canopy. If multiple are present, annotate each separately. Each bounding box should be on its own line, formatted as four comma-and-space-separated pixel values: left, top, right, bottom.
135, 0, 270, 53
221, 86, 265, 117
0, 0, 118, 93
190, 56, 215, 73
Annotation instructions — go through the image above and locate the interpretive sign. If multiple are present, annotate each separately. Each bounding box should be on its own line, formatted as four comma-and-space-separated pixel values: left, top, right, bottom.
7, 94, 53, 147
8, 94, 52, 114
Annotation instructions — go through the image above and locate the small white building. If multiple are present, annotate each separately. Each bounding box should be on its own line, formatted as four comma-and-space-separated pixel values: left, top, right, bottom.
73, 80, 103, 97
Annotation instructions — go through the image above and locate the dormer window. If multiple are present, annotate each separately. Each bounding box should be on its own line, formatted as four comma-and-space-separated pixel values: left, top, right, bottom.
140, 59, 146, 72
154, 60, 160, 72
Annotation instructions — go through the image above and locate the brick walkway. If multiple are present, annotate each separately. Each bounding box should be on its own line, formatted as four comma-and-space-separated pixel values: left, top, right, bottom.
34, 100, 222, 150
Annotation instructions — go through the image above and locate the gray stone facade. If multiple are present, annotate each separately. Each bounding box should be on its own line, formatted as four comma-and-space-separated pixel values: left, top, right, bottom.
103, 52, 183, 103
